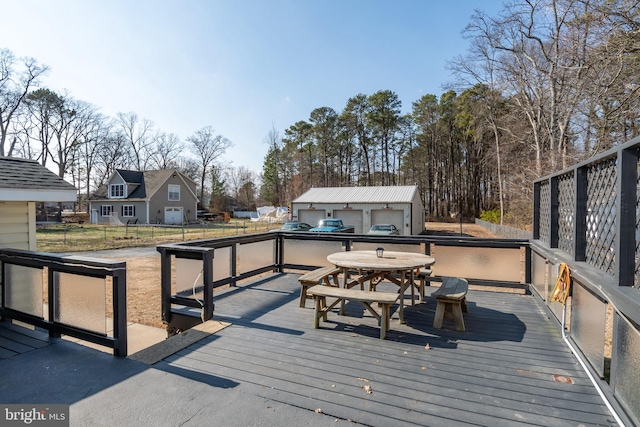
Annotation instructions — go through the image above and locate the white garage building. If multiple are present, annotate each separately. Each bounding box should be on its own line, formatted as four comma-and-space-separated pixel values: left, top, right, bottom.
292, 186, 424, 235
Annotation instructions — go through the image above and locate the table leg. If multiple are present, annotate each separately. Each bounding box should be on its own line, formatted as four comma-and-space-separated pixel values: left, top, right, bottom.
398, 271, 405, 324
339, 267, 348, 315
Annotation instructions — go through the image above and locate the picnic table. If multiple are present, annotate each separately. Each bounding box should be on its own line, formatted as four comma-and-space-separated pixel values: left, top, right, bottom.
326, 250, 435, 324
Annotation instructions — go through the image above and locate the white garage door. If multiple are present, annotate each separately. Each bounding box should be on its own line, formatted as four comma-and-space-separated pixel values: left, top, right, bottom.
298, 209, 326, 228
371, 210, 405, 235
333, 210, 363, 233
165, 207, 183, 224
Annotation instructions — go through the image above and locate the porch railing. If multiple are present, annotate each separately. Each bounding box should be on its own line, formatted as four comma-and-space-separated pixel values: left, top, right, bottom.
0, 249, 127, 357
157, 232, 529, 330
532, 134, 640, 426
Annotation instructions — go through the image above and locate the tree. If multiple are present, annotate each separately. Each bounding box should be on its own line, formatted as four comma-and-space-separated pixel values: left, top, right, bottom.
151, 132, 182, 169
115, 112, 155, 171
309, 107, 339, 187
0, 48, 48, 157
341, 94, 372, 185
367, 90, 402, 185
187, 126, 232, 209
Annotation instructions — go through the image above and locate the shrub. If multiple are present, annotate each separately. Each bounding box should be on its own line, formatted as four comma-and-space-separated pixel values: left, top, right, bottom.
480, 209, 501, 224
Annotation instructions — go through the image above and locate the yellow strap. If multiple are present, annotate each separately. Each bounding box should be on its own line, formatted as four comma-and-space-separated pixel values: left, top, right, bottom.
550, 263, 571, 305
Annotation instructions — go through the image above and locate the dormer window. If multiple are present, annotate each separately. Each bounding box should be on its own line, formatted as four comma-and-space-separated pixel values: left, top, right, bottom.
109, 184, 125, 198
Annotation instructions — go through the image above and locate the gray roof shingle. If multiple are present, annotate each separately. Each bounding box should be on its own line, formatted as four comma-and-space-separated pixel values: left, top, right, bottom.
0, 157, 77, 192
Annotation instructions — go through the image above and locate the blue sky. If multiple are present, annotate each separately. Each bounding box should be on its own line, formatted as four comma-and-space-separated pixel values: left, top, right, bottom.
1, 0, 505, 174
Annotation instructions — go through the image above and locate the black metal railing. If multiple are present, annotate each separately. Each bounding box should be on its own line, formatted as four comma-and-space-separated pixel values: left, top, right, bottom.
0, 249, 127, 356
533, 134, 640, 425
157, 232, 529, 330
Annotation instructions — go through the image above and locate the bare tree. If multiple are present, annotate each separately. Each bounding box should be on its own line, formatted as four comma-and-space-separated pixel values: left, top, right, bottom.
151, 132, 183, 169
187, 126, 232, 208
116, 112, 155, 170
0, 48, 48, 157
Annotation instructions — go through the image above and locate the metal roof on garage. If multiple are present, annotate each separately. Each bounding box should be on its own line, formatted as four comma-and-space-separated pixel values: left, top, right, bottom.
293, 186, 418, 204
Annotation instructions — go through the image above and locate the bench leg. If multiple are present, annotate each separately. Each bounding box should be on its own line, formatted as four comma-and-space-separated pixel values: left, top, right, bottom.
452, 302, 465, 332
380, 303, 391, 340
313, 296, 321, 329
433, 298, 466, 331
300, 284, 309, 308
433, 301, 446, 329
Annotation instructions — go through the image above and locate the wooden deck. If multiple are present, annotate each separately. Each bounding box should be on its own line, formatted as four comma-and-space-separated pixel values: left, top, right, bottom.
157, 273, 618, 426
0, 321, 53, 359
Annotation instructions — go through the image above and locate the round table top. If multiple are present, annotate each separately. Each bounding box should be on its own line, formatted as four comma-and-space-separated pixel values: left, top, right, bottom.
327, 250, 435, 271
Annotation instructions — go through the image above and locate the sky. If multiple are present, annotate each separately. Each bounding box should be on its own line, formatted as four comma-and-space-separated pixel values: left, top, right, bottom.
0, 0, 505, 175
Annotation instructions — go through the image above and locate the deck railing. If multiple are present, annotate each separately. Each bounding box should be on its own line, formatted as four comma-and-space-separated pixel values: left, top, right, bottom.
532, 134, 640, 426
157, 232, 529, 330
0, 249, 127, 356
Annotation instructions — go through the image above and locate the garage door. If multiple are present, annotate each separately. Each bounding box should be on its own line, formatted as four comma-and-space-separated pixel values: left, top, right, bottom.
165, 207, 183, 225
333, 209, 363, 233
371, 210, 405, 235
298, 209, 326, 228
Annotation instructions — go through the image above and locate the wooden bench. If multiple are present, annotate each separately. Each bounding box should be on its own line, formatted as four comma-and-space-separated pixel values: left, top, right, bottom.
298, 266, 341, 308
307, 286, 399, 339
431, 277, 469, 332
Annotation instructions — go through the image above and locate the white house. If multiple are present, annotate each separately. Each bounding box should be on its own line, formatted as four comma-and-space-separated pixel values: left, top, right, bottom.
292, 186, 425, 235
0, 157, 77, 250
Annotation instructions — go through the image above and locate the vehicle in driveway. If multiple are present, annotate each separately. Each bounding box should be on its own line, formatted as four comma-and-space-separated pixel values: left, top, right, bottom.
309, 218, 355, 233
367, 224, 399, 235
274, 221, 313, 232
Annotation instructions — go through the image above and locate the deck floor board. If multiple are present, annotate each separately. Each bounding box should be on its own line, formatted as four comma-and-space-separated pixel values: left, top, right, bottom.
156, 273, 618, 426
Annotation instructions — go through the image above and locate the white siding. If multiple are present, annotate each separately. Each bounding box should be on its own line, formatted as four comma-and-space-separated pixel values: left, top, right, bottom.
298, 209, 326, 227
0, 202, 34, 250
333, 209, 363, 233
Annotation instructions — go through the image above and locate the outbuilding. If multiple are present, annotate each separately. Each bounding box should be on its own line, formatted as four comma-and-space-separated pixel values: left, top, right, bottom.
0, 157, 77, 250
291, 186, 424, 235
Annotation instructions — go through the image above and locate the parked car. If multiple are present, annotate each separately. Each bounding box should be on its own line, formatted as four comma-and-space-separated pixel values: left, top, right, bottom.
367, 224, 399, 235
274, 222, 313, 232
309, 218, 355, 233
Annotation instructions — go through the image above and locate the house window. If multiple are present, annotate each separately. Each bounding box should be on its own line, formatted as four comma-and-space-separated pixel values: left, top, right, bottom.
168, 184, 180, 201
101, 205, 113, 217
122, 205, 135, 217
110, 184, 125, 198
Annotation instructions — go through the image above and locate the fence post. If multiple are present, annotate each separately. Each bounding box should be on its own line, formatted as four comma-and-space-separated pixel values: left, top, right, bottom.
104, 226, 107, 241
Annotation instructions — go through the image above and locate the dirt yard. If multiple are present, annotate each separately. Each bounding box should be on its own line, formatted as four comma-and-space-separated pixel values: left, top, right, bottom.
119, 222, 499, 329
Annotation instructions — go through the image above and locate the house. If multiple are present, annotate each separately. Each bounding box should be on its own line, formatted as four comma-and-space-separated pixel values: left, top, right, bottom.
0, 157, 77, 250
291, 185, 425, 235
88, 169, 198, 225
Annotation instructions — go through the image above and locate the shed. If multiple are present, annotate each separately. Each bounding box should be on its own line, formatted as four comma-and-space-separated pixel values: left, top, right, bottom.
292, 186, 424, 235
0, 157, 77, 250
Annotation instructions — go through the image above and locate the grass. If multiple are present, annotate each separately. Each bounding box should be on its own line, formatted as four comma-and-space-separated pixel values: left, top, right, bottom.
36, 220, 281, 253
